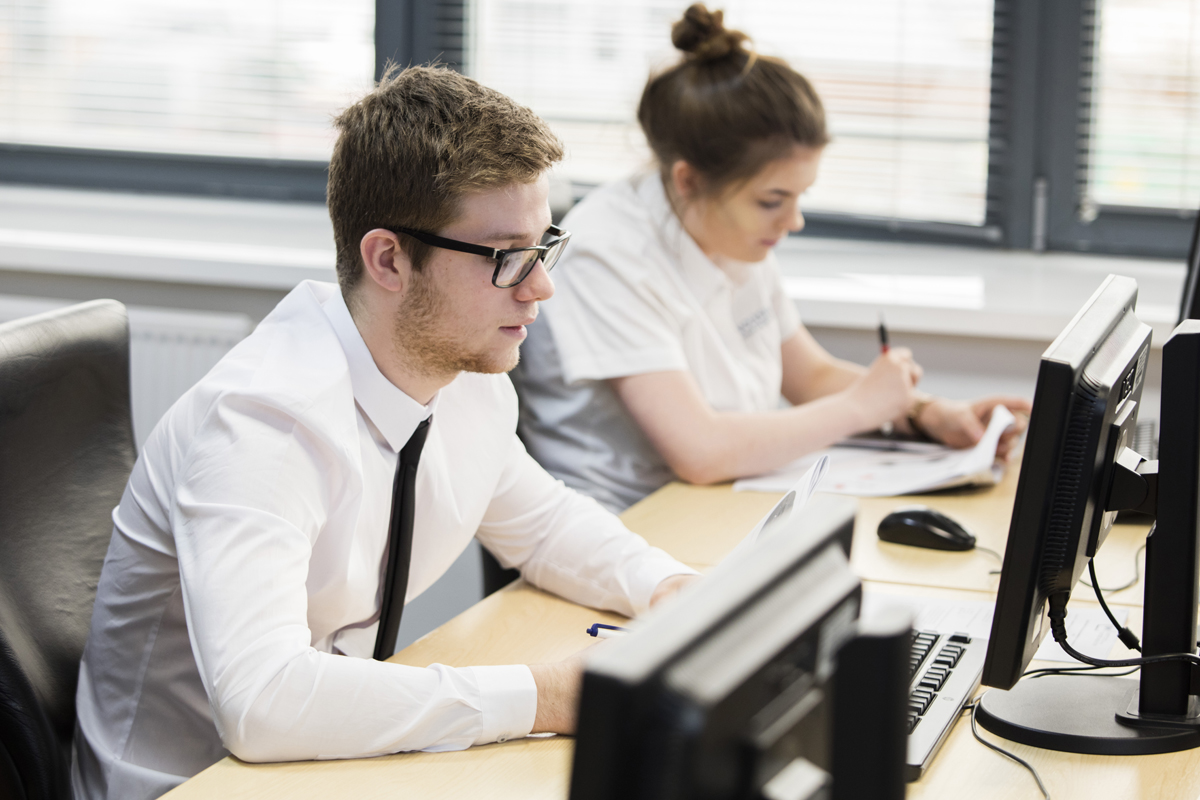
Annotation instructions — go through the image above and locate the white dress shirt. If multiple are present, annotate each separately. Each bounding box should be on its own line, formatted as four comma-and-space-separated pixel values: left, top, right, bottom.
512, 173, 802, 512
72, 280, 694, 800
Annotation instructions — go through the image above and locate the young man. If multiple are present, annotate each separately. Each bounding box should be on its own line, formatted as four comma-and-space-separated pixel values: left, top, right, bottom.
72, 66, 698, 800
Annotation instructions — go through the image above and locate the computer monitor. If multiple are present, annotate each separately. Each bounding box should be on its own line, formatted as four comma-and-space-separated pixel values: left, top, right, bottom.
1180, 210, 1200, 323
978, 274, 1200, 754
568, 495, 911, 800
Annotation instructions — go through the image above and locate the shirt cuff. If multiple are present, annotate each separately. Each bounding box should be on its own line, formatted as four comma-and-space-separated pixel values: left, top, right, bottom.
470, 664, 538, 745
625, 549, 700, 617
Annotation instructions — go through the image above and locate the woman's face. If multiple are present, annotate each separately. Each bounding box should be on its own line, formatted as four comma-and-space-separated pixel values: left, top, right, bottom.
676, 144, 823, 264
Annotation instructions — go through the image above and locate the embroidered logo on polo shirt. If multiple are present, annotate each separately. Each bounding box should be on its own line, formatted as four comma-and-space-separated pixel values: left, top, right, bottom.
737, 308, 771, 339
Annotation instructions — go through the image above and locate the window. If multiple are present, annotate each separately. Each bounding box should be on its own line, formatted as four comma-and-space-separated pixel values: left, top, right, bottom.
1, 0, 1197, 256
1086, 0, 1200, 213
471, 0, 995, 228
0, 0, 374, 160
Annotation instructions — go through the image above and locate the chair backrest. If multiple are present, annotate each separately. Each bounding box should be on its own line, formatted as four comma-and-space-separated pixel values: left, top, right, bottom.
0, 300, 136, 800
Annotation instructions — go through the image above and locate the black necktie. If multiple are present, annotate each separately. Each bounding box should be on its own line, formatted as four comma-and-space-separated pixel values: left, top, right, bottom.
373, 416, 431, 660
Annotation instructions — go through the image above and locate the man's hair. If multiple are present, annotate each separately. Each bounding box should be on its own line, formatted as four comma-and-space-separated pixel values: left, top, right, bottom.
328, 65, 564, 296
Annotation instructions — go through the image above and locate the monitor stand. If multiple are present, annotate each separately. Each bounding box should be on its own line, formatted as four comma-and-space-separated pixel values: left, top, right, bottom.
976, 674, 1200, 755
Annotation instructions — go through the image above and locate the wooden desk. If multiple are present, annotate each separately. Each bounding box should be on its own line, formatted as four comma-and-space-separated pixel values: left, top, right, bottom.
624, 463, 1150, 605
166, 473, 1187, 800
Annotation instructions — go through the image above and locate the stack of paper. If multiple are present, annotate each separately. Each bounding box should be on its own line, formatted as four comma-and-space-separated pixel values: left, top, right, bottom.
733, 406, 1016, 497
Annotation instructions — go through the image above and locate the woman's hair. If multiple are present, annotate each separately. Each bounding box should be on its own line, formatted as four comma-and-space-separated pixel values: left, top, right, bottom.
638, 4, 829, 196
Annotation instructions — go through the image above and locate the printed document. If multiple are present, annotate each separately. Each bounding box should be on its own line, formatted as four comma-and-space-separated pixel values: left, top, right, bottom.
733, 406, 1016, 497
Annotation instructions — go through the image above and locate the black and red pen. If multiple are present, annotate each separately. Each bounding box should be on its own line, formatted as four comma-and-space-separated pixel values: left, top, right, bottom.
879, 317, 893, 435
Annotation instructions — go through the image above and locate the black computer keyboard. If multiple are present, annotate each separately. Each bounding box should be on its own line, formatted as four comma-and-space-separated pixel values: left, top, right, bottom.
905, 629, 987, 782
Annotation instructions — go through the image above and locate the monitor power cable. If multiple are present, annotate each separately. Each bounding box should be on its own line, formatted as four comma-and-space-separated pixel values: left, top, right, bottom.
1048, 594, 1200, 669
965, 700, 1051, 800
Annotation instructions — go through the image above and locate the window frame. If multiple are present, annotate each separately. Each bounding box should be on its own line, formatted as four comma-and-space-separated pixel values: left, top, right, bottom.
0, 0, 466, 204
0, 0, 1192, 258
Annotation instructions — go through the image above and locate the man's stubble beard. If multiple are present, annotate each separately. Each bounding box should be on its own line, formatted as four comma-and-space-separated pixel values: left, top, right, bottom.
392, 268, 520, 378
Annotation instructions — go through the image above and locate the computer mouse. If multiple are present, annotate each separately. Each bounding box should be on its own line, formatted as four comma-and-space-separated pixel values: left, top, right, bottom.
877, 506, 976, 551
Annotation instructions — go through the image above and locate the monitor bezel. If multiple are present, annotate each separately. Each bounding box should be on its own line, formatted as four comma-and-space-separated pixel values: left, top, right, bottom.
569, 494, 860, 800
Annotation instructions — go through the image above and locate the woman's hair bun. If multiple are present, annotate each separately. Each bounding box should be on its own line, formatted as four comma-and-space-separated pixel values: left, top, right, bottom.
671, 4, 749, 62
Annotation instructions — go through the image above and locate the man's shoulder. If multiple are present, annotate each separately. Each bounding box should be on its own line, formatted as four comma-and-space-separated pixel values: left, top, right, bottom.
162, 282, 356, 447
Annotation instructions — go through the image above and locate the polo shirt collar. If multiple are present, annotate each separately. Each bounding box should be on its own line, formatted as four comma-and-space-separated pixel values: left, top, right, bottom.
323, 291, 437, 453
636, 173, 731, 306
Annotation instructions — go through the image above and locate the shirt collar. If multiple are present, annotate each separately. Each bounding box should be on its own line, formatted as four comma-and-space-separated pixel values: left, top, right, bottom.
322, 291, 436, 453
636, 173, 731, 306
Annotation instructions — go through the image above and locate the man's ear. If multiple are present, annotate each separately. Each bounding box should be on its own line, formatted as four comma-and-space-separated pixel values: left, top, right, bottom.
359, 229, 412, 296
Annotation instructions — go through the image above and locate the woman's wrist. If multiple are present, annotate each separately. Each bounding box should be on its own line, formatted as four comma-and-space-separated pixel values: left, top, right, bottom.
836, 384, 888, 437
907, 393, 937, 440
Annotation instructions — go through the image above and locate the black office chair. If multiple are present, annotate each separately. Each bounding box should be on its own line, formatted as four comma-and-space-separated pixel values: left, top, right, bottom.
481, 548, 521, 596
0, 300, 136, 800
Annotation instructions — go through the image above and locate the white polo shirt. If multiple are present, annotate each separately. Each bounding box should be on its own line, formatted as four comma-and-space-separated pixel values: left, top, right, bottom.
512, 173, 801, 513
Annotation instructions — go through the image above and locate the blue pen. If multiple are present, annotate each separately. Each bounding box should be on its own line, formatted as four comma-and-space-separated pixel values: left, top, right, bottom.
586, 623, 627, 639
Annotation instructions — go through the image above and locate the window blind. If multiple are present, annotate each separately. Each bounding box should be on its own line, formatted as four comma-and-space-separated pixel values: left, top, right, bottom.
0, 0, 374, 161
470, 0, 995, 226
1085, 0, 1200, 214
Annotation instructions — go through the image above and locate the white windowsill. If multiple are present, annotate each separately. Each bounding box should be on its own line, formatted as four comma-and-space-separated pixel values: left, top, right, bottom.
0, 184, 337, 290
0, 184, 1186, 345
774, 236, 1184, 347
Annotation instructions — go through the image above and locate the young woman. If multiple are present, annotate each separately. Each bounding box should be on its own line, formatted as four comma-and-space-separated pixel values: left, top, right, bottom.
512, 4, 1029, 513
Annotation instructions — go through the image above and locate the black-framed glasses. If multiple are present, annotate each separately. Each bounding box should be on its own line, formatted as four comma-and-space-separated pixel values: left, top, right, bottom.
389, 224, 571, 288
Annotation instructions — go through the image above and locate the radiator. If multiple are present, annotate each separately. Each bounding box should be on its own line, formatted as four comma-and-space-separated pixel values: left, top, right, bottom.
0, 295, 252, 448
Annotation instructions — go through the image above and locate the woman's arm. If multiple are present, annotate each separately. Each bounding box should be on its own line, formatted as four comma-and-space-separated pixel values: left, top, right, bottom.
609, 347, 921, 485
780, 327, 867, 404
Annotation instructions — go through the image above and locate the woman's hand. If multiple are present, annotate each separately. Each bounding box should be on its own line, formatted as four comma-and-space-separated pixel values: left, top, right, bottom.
914, 396, 1032, 459
845, 348, 923, 431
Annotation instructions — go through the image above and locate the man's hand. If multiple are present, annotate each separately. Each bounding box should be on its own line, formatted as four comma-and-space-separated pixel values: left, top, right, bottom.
528, 652, 587, 734
526, 575, 701, 735
650, 574, 700, 608
915, 395, 1032, 459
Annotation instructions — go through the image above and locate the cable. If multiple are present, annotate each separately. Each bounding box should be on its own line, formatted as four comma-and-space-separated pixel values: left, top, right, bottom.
1080, 541, 1146, 592
1087, 560, 1142, 652
976, 545, 1003, 563
967, 699, 1051, 799
1047, 594, 1200, 669
976, 545, 1003, 576
1022, 664, 1139, 680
